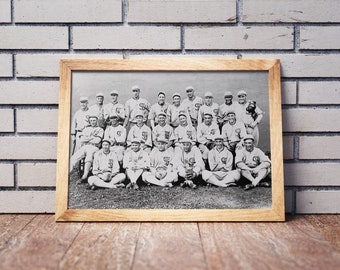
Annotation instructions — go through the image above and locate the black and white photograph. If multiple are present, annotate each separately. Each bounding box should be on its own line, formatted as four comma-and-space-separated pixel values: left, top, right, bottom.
56, 59, 284, 221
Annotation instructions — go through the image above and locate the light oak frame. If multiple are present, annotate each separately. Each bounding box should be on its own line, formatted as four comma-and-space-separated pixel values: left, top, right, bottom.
56, 59, 284, 222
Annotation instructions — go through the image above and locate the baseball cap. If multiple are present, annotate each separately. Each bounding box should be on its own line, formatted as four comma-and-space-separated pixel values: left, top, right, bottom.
158, 91, 166, 96
132, 85, 140, 91
214, 134, 224, 141
79, 96, 88, 102
102, 139, 111, 145
135, 111, 144, 117
110, 114, 119, 119
172, 92, 181, 98
224, 91, 233, 97
185, 86, 194, 92
237, 90, 247, 96
226, 110, 236, 115
88, 115, 98, 119
157, 136, 168, 143
131, 138, 141, 144
96, 92, 104, 97
158, 112, 167, 117
243, 134, 255, 141
110, 90, 119, 96
204, 91, 213, 97
180, 136, 192, 143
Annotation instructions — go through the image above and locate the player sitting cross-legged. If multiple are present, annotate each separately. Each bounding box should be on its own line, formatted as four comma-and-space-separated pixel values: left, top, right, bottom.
202, 135, 240, 187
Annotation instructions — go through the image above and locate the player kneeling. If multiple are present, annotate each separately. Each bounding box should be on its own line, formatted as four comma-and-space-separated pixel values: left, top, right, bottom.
202, 135, 240, 187
88, 140, 126, 189
142, 137, 178, 187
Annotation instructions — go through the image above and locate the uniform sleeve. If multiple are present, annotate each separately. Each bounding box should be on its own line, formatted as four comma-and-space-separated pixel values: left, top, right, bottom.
258, 149, 271, 164
126, 126, 134, 146
239, 122, 247, 139
194, 147, 205, 172
92, 152, 101, 175
235, 150, 245, 167
148, 105, 156, 121
143, 126, 152, 147
197, 106, 204, 125
197, 125, 208, 144
142, 151, 151, 168
208, 150, 217, 171
111, 154, 120, 174
123, 150, 132, 169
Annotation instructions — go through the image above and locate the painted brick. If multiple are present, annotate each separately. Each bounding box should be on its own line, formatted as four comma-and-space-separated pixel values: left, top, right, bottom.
0, 109, 14, 132
15, 0, 121, 23
0, 0, 11, 23
128, 0, 236, 23
283, 136, 294, 160
185, 26, 293, 50
17, 163, 56, 187
0, 54, 12, 77
16, 53, 122, 77
300, 26, 340, 50
17, 109, 58, 133
0, 137, 57, 160
128, 54, 237, 60
282, 109, 340, 132
0, 164, 14, 187
243, 0, 340, 23
299, 136, 340, 159
0, 26, 68, 50
281, 82, 296, 105
296, 191, 340, 213
285, 163, 340, 186
0, 81, 59, 105
242, 54, 340, 77
73, 26, 181, 50
0, 191, 55, 213
299, 81, 340, 105
284, 189, 293, 213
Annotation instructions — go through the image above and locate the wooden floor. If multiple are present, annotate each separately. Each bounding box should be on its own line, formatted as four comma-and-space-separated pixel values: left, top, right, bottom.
0, 215, 339, 270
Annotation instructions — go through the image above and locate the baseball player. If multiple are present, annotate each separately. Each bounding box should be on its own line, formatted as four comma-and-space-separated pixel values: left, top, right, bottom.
173, 137, 205, 188
202, 135, 240, 187
218, 91, 238, 127
173, 113, 197, 151
142, 137, 178, 187
123, 138, 150, 190
70, 96, 91, 153
123, 85, 150, 132
89, 92, 106, 129
235, 90, 263, 122
69, 115, 104, 183
197, 112, 220, 163
152, 112, 175, 149
167, 93, 192, 128
103, 114, 127, 164
221, 111, 247, 154
149, 91, 169, 129
103, 90, 125, 126
182, 86, 203, 127
87, 140, 126, 189
235, 134, 271, 190
197, 92, 219, 125
127, 112, 152, 154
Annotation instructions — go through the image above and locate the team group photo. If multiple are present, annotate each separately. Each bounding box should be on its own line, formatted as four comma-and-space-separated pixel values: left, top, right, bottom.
68, 71, 272, 210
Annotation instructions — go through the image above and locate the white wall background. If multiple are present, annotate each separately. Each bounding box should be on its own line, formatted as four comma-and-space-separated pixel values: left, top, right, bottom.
0, 0, 339, 213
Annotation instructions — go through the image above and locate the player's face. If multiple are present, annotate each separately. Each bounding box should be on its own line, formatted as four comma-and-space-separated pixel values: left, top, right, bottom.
96, 96, 104, 105
173, 96, 181, 106
80, 101, 88, 110
157, 142, 166, 151
244, 139, 254, 152
186, 89, 194, 98
215, 139, 224, 148
136, 115, 144, 125
131, 142, 141, 152
89, 117, 98, 127
133, 89, 140, 99
102, 142, 110, 153
158, 115, 166, 124
179, 115, 187, 126
227, 113, 236, 124
111, 94, 118, 103
183, 142, 192, 152
238, 94, 247, 104
205, 96, 213, 105
224, 95, 233, 104
204, 115, 212, 125
158, 94, 165, 105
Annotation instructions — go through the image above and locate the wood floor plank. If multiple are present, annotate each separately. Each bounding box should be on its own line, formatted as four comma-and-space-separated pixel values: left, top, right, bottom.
199, 216, 340, 270
304, 215, 340, 251
0, 214, 83, 270
132, 223, 207, 270
59, 222, 141, 270
0, 214, 36, 249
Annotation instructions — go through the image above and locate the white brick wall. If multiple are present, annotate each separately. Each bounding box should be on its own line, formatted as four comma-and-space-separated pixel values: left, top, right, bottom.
0, 0, 339, 213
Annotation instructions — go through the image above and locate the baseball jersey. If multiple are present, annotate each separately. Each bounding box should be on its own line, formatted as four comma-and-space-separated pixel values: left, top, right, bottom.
235, 147, 271, 168
174, 124, 197, 144
182, 96, 204, 121
197, 122, 220, 145
167, 104, 192, 127
221, 121, 247, 144
208, 147, 233, 172
235, 101, 263, 121
104, 125, 127, 145
148, 102, 169, 123
198, 103, 219, 125
152, 123, 175, 143
71, 108, 90, 134
127, 124, 152, 147
92, 149, 120, 175
80, 126, 104, 148
218, 103, 238, 124
89, 104, 106, 128
174, 147, 204, 171
123, 148, 150, 169
125, 97, 150, 123
104, 102, 125, 121
149, 147, 175, 171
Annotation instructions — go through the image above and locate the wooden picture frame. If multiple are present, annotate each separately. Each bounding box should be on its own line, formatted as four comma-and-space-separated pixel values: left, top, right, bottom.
56, 59, 284, 222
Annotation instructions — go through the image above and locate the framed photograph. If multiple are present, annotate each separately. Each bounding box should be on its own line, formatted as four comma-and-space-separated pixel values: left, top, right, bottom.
56, 59, 284, 222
